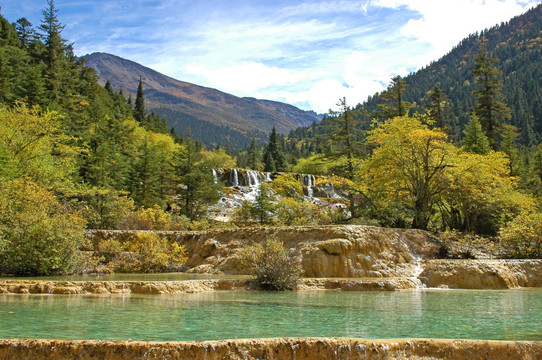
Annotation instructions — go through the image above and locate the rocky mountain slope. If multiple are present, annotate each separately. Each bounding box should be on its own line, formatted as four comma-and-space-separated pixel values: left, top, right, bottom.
84, 52, 321, 148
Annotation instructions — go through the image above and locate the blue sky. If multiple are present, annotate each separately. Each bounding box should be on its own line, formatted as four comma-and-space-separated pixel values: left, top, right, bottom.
1, 0, 539, 113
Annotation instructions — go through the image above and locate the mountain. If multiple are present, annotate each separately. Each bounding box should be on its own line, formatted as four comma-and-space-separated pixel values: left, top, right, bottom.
289, 4, 542, 150
367, 4, 542, 145
84, 52, 322, 149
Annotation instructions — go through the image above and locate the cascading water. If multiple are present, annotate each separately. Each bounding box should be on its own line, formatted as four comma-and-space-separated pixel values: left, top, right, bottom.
210, 168, 348, 222
245, 170, 260, 187
303, 174, 315, 198
229, 168, 239, 187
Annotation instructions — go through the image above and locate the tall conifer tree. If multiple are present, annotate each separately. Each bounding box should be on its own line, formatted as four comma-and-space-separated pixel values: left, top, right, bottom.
472, 43, 511, 149
263, 126, 286, 172
134, 77, 146, 123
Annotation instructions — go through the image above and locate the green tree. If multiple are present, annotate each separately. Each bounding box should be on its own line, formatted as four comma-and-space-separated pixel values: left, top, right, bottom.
425, 85, 451, 132
472, 43, 511, 149
14, 17, 35, 48
38, 0, 68, 103
375, 75, 411, 119
175, 136, 222, 219
247, 137, 260, 170
320, 97, 362, 180
263, 126, 286, 172
252, 182, 275, 225
500, 125, 522, 177
133, 77, 145, 123
0, 179, 86, 275
462, 114, 491, 155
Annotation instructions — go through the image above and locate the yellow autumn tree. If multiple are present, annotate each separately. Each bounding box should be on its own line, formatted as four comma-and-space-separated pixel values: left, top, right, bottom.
360, 116, 454, 229
358, 116, 535, 233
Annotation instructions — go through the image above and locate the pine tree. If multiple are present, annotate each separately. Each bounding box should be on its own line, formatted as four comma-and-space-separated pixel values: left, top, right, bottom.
38, 0, 67, 103
375, 75, 411, 119
462, 114, 491, 155
320, 97, 362, 180
14, 18, 35, 48
425, 85, 451, 131
263, 126, 286, 172
175, 133, 222, 219
134, 77, 145, 123
472, 43, 511, 149
500, 125, 522, 176
248, 138, 259, 170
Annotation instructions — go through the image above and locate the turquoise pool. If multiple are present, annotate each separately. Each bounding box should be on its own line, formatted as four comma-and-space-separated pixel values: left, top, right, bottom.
1, 289, 541, 341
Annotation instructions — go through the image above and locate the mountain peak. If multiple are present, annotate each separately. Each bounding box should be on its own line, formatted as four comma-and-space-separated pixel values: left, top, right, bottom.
84, 52, 322, 149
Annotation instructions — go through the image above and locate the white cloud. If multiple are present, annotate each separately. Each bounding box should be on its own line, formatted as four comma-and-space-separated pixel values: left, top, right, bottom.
373, 0, 540, 64
185, 62, 306, 95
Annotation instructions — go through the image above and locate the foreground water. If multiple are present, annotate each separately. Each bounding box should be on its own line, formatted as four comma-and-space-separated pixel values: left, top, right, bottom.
1, 289, 541, 341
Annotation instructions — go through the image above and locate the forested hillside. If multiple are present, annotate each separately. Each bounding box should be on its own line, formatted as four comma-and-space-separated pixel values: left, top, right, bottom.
0, 1, 237, 275
287, 4, 541, 150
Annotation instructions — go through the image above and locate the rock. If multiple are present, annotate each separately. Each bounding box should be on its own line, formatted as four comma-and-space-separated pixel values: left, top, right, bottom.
315, 238, 352, 255
419, 259, 542, 289
1, 338, 540, 360
88, 226, 441, 278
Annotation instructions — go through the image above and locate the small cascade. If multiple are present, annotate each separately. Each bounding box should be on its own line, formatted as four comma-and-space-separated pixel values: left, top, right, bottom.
245, 170, 260, 187
303, 174, 315, 198
411, 257, 426, 289
264, 172, 272, 182
229, 168, 239, 187
212, 169, 218, 184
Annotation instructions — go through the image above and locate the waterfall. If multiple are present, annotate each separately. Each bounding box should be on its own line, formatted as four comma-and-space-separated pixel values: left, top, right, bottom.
302, 174, 314, 198
229, 168, 239, 186
212, 169, 218, 184
245, 170, 260, 187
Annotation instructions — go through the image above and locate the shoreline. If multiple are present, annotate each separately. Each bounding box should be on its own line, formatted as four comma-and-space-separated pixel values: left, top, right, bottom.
0, 277, 422, 294
1, 337, 541, 360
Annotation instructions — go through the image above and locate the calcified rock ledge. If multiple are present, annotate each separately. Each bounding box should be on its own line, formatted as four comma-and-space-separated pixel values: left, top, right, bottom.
0, 277, 421, 295
420, 259, 542, 289
1, 338, 541, 360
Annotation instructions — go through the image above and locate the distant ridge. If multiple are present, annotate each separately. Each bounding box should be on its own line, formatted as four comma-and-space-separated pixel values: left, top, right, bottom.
84, 52, 322, 148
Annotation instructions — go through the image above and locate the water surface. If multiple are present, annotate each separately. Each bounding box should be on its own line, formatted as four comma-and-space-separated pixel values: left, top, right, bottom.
1, 289, 541, 341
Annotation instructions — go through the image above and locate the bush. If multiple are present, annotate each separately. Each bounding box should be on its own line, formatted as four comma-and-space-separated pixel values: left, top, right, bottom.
117, 204, 172, 230
500, 212, 542, 258
0, 179, 86, 275
275, 197, 329, 225
96, 233, 187, 272
240, 238, 301, 290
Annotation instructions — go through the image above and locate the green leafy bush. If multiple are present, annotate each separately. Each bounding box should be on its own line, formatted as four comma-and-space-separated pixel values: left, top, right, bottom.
500, 212, 542, 258
0, 179, 86, 275
240, 238, 301, 290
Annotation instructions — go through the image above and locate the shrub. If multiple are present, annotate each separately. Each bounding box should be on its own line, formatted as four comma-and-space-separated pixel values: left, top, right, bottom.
0, 179, 86, 275
275, 197, 328, 225
500, 212, 542, 258
117, 204, 172, 230
96, 233, 187, 272
240, 238, 301, 290
271, 174, 303, 198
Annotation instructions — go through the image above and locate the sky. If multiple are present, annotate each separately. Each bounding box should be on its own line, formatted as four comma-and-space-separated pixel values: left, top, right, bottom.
1, 0, 540, 113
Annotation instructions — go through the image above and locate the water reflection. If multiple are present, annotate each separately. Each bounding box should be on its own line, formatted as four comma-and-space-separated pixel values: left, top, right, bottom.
1, 289, 541, 341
